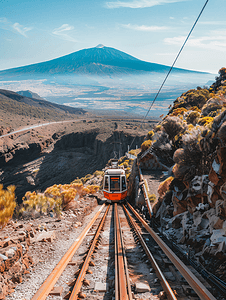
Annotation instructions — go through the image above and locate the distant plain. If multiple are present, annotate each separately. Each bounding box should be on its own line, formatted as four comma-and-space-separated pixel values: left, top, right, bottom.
0, 72, 215, 118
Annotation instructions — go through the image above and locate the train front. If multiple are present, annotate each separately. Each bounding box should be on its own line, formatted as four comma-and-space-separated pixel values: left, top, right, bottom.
103, 167, 127, 203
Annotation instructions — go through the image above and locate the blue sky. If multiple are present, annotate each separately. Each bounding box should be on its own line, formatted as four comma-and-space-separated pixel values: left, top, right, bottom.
0, 0, 225, 73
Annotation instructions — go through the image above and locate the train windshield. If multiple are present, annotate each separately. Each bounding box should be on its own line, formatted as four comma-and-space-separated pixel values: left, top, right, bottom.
110, 176, 120, 192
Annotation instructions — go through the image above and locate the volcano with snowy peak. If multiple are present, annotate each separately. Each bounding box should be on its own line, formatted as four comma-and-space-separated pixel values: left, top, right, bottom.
0, 45, 204, 78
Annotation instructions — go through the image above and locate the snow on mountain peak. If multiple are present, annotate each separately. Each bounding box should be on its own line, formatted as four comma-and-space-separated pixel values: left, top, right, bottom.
96, 44, 105, 48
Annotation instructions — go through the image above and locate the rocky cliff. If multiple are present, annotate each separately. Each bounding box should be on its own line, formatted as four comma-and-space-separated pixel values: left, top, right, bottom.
137, 68, 226, 280
0, 121, 145, 203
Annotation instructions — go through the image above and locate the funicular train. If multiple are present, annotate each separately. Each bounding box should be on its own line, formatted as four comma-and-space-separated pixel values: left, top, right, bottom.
103, 159, 127, 203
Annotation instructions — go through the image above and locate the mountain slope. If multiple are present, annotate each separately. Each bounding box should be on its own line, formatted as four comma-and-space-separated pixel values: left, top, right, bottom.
0, 89, 85, 119
0, 45, 204, 77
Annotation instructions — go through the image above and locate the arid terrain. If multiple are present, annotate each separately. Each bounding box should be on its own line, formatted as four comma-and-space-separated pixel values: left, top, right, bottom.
1, 67, 226, 300
0, 117, 155, 202
0, 89, 159, 299
0, 88, 157, 202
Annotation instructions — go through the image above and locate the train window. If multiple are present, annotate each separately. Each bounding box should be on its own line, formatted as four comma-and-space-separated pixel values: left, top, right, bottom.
104, 176, 109, 191
122, 176, 126, 191
110, 176, 120, 192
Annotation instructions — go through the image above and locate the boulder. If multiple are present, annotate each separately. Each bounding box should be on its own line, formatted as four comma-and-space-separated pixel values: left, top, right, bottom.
187, 195, 205, 214
218, 146, 226, 181
215, 199, 226, 219
218, 121, 226, 145
182, 211, 193, 236
173, 148, 186, 165
0, 283, 8, 300
172, 164, 190, 180
0, 262, 5, 273
210, 229, 226, 246
193, 210, 208, 229
135, 282, 150, 293
31, 231, 56, 243
171, 213, 184, 229
208, 166, 219, 186
211, 189, 222, 207
8, 261, 21, 276
220, 182, 226, 201
170, 180, 187, 216
5, 248, 15, 259
187, 175, 209, 197
172, 196, 187, 216
215, 241, 226, 259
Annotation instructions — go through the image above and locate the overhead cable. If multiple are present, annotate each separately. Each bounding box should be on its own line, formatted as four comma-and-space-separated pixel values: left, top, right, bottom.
128, 0, 210, 151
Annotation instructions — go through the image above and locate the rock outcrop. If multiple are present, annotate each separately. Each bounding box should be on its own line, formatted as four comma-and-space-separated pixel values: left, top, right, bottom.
0, 222, 34, 299
138, 68, 226, 279
0, 126, 145, 203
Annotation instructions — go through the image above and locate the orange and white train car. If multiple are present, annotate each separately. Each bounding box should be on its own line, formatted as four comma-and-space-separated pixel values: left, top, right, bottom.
103, 164, 127, 203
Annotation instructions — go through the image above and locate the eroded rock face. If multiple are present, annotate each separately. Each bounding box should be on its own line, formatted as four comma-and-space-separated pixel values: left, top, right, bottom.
134, 80, 226, 280
155, 168, 226, 260
152, 110, 226, 266
0, 129, 144, 202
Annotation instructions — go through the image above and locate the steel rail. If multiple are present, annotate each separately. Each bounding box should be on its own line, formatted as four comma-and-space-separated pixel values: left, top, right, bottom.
69, 204, 110, 300
139, 167, 153, 218
114, 203, 128, 300
114, 203, 132, 300
127, 203, 217, 300
123, 205, 177, 300
31, 204, 106, 300
119, 205, 133, 300
115, 204, 119, 300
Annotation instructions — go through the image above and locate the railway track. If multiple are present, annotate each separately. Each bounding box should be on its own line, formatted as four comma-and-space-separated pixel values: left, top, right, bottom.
30, 203, 217, 300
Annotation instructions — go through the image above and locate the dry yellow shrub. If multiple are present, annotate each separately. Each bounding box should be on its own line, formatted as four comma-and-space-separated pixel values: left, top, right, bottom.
147, 130, 154, 140
148, 193, 156, 203
190, 106, 201, 112
61, 189, 77, 204
0, 184, 16, 228
119, 159, 130, 168
157, 176, 174, 197
118, 156, 127, 164
93, 170, 104, 177
141, 140, 152, 152
128, 149, 140, 156
44, 183, 99, 209
198, 116, 214, 126
45, 184, 61, 199
86, 185, 99, 194
71, 178, 83, 184
155, 124, 162, 132
170, 107, 188, 116
21, 191, 62, 216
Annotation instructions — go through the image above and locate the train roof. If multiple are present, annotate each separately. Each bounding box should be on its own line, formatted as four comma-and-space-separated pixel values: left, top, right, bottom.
105, 169, 126, 175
